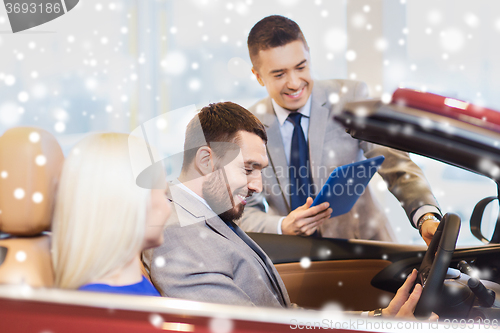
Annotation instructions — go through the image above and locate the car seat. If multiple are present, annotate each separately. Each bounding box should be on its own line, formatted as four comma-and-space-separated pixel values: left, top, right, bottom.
0, 127, 64, 287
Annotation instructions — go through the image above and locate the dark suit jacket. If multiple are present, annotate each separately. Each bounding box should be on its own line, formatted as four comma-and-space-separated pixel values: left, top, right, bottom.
238, 79, 440, 240
142, 183, 291, 308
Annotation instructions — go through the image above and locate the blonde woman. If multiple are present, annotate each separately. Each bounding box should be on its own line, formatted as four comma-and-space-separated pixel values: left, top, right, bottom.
52, 133, 170, 296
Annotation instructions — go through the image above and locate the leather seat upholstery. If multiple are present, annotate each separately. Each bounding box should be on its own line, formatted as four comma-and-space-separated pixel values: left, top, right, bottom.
0, 127, 64, 287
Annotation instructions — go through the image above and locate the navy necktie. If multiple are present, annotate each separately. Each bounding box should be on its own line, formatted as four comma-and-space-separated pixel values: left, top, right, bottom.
287, 112, 312, 210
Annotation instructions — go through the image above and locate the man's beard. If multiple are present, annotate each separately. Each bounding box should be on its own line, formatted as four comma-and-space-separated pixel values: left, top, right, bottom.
202, 168, 245, 224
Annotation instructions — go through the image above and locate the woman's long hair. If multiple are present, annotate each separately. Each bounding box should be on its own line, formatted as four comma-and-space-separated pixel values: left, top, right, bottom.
52, 133, 150, 289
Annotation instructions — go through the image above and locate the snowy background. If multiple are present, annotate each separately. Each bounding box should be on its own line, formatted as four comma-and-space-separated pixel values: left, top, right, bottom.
0, 0, 498, 245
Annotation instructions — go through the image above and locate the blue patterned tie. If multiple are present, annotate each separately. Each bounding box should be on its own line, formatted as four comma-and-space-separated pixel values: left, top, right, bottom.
287, 112, 312, 210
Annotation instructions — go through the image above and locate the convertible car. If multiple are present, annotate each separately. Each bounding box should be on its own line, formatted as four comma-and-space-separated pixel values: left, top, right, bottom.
1, 89, 500, 332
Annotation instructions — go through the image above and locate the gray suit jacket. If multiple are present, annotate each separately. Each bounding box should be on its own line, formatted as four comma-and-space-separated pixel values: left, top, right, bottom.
238, 79, 440, 240
142, 183, 291, 308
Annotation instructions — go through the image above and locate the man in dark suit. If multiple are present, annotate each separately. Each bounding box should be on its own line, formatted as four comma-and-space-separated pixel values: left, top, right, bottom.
239, 15, 441, 244
143, 102, 431, 318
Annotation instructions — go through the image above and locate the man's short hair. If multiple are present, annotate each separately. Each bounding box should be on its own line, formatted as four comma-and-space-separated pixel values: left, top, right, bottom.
247, 15, 309, 68
182, 102, 267, 169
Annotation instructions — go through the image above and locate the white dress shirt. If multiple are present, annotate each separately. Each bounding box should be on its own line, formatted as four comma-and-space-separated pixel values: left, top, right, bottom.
271, 97, 312, 165
176, 181, 213, 212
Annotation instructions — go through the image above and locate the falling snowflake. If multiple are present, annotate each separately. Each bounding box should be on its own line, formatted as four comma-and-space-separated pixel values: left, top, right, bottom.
381, 93, 392, 104
464, 13, 479, 28
161, 51, 187, 76
351, 13, 366, 29
32, 192, 43, 204
155, 256, 166, 268
209, 317, 234, 333
148, 314, 164, 328
18, 92, 29, 103
440, 28, 465, 53
300, 257, 311, 269
35, 155, 47, 166
156, 118, 168, 130
0, 103, 21, 126
14, 188, 25, 200
378, 295, 391, 307
15, 251, 27, 262
256, 103, 267, 115
54, 122, 66, 133
374, 38, 388, 52
4, 75, 16, 86
53, 108, 69, 121
323, 29, 346, 52
427, 10, 442, 25
328, 93, 340, 104
318, 247, 332, 258
188, 78, 201, 91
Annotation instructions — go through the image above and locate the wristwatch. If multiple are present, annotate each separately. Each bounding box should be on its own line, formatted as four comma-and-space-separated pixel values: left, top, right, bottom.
373, 308, 383, 317
417, 213, 441, 235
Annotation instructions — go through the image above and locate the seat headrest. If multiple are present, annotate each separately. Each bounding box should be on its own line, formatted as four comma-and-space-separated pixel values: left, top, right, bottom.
0, 127, 64, 235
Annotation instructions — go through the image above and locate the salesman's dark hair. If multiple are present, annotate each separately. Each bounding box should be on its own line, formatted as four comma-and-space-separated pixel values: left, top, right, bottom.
182, 102, 267, 170
247, 15, 309, 68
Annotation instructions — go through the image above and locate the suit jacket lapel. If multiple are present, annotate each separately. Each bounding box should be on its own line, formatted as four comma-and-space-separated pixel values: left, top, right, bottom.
232, 225, 290, 306
204, 215, 288, 307
260, 97, 291, 209
309, 83, 331, 189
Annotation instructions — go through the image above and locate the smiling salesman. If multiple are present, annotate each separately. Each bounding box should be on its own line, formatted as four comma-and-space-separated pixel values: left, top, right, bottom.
238, 15, 441, 245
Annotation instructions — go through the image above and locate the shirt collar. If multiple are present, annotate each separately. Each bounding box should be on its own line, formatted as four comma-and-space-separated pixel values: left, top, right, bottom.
175, 180, 213, 212
272, 95, 312, 126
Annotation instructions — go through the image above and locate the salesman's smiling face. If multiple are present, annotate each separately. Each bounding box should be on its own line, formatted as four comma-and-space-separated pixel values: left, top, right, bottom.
252, 40, 314, 112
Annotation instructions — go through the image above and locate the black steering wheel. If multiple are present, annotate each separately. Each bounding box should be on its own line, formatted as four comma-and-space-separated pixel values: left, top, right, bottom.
413, 213, 461, 318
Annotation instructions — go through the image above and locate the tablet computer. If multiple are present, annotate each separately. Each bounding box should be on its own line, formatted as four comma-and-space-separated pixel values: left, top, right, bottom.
311, 155, 385, 217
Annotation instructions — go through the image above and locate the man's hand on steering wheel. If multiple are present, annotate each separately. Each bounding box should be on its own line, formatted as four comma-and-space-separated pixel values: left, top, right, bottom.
421, 219, 440, 246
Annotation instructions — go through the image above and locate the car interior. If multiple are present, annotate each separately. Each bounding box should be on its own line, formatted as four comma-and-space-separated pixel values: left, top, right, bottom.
0, 127, 64, 288
1, 90, 500, 330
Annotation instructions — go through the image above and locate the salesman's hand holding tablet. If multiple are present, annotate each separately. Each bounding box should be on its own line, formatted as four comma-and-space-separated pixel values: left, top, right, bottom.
310, 155, 385, 218
281, 156, 385, 236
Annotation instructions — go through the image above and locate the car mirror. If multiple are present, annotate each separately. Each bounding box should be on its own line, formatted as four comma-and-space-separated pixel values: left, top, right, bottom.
470, 196, 500, 244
